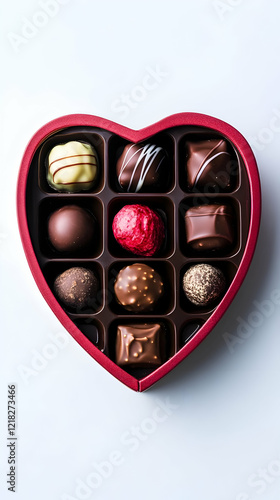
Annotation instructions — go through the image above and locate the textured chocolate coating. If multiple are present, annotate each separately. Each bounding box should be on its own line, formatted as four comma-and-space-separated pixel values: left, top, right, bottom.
114, 263, 164, 312
186, 139, 233, 191
112, 204, 165, 256
116, 143, 168, 192
116, 323, 164, 368
47, 141, 98, 192
184, 204, 235, 252
48, 205, 95, 253
183, 264, 226, 306
54, 267, 99, 310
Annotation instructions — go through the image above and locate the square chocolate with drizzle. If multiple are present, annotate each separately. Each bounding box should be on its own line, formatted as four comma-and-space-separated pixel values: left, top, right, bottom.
116, 323, 164, 368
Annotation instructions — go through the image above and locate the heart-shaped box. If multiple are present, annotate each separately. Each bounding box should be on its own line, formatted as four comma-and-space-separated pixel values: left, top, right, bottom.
17, 113, 261, 391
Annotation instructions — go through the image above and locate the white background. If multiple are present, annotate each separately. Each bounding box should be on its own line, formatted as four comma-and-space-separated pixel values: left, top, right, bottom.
1, 1, 280, 499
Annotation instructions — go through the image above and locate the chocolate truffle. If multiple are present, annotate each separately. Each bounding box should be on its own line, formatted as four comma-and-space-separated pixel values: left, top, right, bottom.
54, 267, 99, 311
116, 323, 164, 368
47, 141, 98, 192
184, 204, 235, 253
182, 264, 226, 307
48, 205, 95, 253
112, 204, 165, 256
185, 138, 234, 191
116, 143, 168, 192
114, 263, 164, 312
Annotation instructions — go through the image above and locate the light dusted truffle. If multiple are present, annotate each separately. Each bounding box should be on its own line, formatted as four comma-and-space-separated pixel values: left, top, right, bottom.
114, 263, 163, 312
183, 264, 226, 306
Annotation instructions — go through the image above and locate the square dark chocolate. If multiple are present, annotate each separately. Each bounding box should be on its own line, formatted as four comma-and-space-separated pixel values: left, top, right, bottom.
116, 324, 164, 368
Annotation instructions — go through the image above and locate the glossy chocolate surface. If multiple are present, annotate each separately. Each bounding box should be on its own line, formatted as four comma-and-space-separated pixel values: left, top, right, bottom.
184, 204, 235, 253
48, 205, 95, 253
114, 263, 164, 312
116, 323, 164, 368
116, 143, 168, 192
185, 138, 236, 191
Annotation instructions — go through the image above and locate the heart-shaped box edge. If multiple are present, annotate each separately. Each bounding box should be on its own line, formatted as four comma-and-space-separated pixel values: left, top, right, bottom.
17, 113, 261, 392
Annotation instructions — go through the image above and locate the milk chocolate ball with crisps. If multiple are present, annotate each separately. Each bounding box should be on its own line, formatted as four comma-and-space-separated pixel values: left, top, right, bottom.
114, 263, 164, 312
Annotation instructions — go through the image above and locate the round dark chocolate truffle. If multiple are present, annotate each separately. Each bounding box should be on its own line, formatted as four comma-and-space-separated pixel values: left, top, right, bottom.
116, 143, 168, 192
182, 264, 226, 306
48, 205, 95, 253
54, 267, 99, 311
112, 204, 165, 256
114, 263, 164, 312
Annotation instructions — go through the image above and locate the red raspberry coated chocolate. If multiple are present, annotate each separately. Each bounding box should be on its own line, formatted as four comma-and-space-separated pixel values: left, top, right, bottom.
112, 204, 165, 256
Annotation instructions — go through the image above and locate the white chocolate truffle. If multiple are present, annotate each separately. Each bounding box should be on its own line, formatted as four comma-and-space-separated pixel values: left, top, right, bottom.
47, 141, 98, 192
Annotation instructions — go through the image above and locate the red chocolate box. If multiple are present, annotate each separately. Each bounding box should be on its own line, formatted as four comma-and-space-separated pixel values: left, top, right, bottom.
17, 113, 261, 392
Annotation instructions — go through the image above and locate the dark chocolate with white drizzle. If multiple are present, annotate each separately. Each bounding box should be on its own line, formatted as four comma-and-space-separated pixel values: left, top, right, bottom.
116, 143, 168, 192
185, 138, 234, 191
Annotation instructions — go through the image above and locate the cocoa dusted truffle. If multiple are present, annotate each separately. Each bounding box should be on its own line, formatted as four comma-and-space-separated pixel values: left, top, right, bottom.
184, 204, 235, 253
116, 323, 164, 368
112, 204, 165, 256
47, 141, 98, 192
48, 205, 95, 253
185, 138, 234, 191
116, 143, 168, 192
54, 267, 99, 311
182, 264, 226, 307
114, 263, 164, 312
